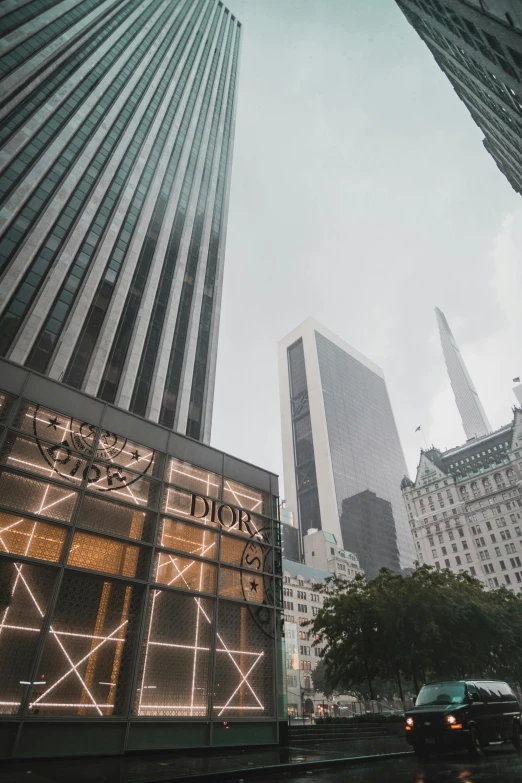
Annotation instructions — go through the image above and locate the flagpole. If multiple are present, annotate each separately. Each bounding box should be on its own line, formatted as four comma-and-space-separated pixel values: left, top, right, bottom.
416, 426, 428, 449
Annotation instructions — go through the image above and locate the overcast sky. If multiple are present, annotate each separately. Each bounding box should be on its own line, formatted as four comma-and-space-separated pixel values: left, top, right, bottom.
210, 0, 522, 494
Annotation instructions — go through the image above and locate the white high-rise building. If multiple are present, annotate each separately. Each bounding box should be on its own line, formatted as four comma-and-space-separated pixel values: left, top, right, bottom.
278, 318, 415, 578
435, 307, 492, 441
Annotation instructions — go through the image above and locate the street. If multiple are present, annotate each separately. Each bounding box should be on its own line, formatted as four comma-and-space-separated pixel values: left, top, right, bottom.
254, 747, 522, 783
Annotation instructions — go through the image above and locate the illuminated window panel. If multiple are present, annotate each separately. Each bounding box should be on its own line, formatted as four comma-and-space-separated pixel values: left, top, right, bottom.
0, 469, 78, 522
28, 571, 142, 716
158, 517, 218, 559
220, 533, 273, 575
67, 531, 149, 580
95, 433, 160, 479
86, 460, 160, 508
77, 495, 155, 543
219, 567, 271, 605
213, 600, 275, 719
134, 590, 214, 717
222, 479, 270, 516
154, 551, 216, 595
0, 511, 67, 563
0, 390, 16, 425
165, 457, 221, 499
0, 560, 58, 715
162, 486, 218, 529
13, 400, 98, 454
0, 431, 89, 486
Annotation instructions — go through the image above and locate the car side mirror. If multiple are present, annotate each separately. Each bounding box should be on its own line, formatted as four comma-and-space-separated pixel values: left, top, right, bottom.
470, 693, 481, 703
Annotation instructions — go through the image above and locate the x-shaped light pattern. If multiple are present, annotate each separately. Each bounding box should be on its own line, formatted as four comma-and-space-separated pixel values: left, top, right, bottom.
0, 414, 267, 716
0, 413, 153, 714
137, 468, 265, 716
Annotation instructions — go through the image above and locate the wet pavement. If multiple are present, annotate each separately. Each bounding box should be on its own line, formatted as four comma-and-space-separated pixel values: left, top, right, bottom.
0, 736, 409, 783
270, 746, 522, 783
1, 738, 519, 782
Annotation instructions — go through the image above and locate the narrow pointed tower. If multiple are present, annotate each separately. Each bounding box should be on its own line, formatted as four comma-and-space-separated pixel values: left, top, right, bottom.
435, 307, 491, 440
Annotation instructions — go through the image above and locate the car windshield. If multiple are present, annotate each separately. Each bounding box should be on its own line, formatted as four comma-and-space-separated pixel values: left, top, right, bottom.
416, 682, 466, 707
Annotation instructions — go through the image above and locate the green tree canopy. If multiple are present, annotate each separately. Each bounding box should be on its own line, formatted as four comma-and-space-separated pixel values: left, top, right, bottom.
309, 566, 522, 700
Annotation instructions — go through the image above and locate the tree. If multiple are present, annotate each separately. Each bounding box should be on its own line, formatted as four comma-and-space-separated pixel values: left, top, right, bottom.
310, 565, 522, 699
311, 659, 335, 698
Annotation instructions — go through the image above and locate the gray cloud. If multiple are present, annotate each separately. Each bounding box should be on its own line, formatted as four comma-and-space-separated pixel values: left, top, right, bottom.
210, 0, 521, 492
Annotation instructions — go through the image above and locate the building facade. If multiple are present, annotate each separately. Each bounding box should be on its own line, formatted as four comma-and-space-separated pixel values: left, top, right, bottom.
0, 0, 240, 442
401, 407, 522, 593
278, 318, 415, 578
395, 0, 522, 195
0, 358, 284, 759
280, 505, 300, 563
435, 307, 492, 440
282, 559, 330, 718
302, 529, 363, 580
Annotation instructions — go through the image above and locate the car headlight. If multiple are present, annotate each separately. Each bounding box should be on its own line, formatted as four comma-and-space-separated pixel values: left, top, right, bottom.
406, 717, 414, 727
446, 714, 463, 729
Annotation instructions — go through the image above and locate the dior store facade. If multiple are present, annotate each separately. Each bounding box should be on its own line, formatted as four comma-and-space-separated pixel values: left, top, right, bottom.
0, 359, 284, 758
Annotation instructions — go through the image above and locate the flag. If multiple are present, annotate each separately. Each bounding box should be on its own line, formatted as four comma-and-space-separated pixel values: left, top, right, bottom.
415, 426, 421, 432
514, 377, 521, 383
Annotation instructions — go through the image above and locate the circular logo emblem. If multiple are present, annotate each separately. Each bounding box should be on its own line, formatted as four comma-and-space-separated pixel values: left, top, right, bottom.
240, 527, 276, 639
33, 405, 154, 491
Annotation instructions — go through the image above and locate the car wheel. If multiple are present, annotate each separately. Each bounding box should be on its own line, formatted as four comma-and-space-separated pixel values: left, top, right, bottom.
513, 722, 522, 751
413, 743, 431, 759
468, 726, 483, 758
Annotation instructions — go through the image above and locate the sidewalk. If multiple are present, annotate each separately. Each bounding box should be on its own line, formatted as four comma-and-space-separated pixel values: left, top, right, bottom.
0, 735, 412, 783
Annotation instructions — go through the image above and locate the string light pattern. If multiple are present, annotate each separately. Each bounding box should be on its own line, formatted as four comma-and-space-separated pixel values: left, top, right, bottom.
0, 394, 279, 723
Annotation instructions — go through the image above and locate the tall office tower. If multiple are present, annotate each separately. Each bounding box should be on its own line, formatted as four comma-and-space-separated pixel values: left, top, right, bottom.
0, 0, 240, 442
278, 318, 415, 578
435, 307, 492, 440
395, 0, 522, 195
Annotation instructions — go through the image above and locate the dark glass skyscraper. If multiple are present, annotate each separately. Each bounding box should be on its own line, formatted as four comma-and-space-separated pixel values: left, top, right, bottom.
0, 0, 240, 442
279, 319, 415, 575
396, 0, 522, 195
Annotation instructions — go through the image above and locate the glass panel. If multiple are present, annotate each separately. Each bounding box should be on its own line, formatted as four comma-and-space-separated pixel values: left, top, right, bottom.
153, 552, 216, 594
222, 478, 270, 516
0, 511, 66, 562
0, 469, 78, 522
0, 560, 57, 716
133, 590, 214, 717
0, 431, 89, 486
219, 567, 272, 605
220, 534, 272, 574
158, 517, 218, 559
213, 600, 275, 718
162, 486, 218, 528
0, 390, 16, 425
86, 460, 160, 508
165, 457, 220, 498
14, 400, 99, 456
67, 531, 149, 580
28, 571, 142, 716
77, 495, 155, 542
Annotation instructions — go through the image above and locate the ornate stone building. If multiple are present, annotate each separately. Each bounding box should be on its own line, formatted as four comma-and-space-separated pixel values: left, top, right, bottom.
401, 408, 522, 592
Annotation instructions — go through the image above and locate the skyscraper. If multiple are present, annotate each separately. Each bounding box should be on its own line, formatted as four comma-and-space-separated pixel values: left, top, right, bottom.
278, 318, 415, 577
395, 0, 522, 195
0, 0, 240, 442
435, 307, 491, 440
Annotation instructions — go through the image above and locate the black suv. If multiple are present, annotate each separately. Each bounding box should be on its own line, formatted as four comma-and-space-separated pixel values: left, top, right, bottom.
405, 680, 522, 757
